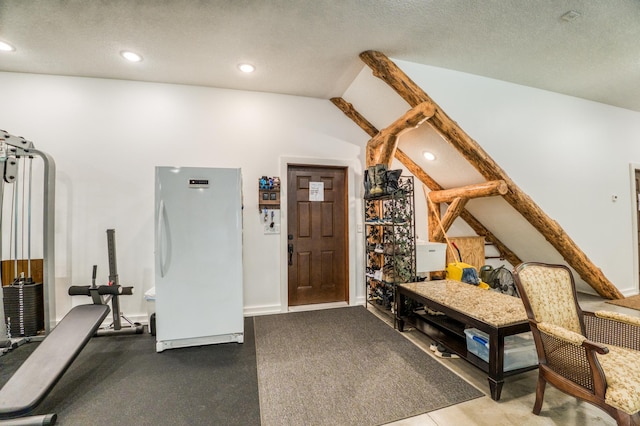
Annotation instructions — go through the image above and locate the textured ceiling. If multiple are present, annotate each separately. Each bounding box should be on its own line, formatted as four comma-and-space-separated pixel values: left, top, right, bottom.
1, 0, 639, 111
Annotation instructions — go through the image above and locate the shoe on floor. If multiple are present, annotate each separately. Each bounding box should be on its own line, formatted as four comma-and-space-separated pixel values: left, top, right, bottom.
435, 348, 460, 359
429, 342, 447, 353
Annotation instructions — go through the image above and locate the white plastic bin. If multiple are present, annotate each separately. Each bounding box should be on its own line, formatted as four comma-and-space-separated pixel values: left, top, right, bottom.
416, 242, 447, 274
144, 287, 156, 334
464, 328, 537, 372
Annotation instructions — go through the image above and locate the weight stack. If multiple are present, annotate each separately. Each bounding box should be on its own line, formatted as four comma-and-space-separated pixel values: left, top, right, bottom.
3, 282, 44, 337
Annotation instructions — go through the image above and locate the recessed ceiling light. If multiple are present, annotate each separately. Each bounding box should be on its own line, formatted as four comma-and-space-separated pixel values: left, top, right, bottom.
0, 41, 15, 52
423, 151, 436, 161
238, 63, 255, 73
120, 50, 143, 62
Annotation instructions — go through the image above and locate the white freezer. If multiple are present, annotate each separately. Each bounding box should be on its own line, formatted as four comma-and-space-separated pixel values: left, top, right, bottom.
154, 167, 244, 352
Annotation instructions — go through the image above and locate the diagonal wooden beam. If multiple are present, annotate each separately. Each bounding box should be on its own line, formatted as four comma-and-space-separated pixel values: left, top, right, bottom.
359, 50, 622, 299
330, 98, 378, 137
428, 200, 442, 242
438, 197, 468, 240
330, 97, 434, 167
367, 102, 435, 167
331, 96, 521, 266
398, 149, 521, 266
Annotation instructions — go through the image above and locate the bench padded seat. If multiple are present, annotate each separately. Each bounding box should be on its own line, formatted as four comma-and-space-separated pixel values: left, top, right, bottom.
0, 304, 109, 419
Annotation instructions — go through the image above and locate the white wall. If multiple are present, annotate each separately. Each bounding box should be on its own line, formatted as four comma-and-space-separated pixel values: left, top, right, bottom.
4, 57, 640, 325
0, 71, 368, 322
344, 60, 640, 295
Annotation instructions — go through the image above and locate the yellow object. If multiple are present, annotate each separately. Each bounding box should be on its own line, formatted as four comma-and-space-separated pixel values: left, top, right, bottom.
445, 262, 475, 281
446, 262, 490, 290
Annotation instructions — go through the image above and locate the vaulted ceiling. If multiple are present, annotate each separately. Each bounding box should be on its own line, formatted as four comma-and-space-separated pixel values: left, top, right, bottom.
1, 1, 639, 111
334, 51, 623, 299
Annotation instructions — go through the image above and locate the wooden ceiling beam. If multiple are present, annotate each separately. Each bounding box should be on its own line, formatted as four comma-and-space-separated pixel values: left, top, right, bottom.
330, 98, 435, 168
395, 148, 521, 266
429, 180, 508, 204
367, 102, 435, 167
330, 98, 378, 137
331, 94, 522, 266
359, 50, 622, 299
437, 197, 468, 241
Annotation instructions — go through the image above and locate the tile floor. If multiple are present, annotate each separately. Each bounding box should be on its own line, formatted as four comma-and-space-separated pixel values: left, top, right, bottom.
369, 293, 640, 426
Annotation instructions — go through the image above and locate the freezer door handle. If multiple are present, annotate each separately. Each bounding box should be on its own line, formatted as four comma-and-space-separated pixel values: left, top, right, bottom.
157, 199, 170, 277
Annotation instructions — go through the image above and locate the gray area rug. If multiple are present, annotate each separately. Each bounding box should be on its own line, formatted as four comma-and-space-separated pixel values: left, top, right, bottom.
254, 306, 483, 426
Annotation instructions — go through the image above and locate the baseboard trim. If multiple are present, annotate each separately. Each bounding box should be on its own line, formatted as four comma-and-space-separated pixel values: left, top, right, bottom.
288, 301, 349, 312
243, 304, 284, 316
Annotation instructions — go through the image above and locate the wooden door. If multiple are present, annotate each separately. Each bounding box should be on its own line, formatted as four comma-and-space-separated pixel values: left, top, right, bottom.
287, 165, 348, 306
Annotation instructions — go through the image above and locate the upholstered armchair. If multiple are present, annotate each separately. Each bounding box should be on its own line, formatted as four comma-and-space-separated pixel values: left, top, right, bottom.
514, 262, 640, 426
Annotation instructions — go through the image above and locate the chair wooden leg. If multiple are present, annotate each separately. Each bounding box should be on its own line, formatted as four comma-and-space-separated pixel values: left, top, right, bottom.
533, 374, 546, 415
624, 411, 640, 426
611, 409, 640, 426
613, 411, 630, 426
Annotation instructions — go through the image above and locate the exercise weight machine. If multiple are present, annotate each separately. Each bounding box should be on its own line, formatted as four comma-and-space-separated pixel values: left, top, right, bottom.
0, 130, 108, 425
0, 130, 56, 339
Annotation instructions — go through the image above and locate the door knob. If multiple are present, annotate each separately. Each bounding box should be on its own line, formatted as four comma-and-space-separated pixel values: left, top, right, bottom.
288, 243, 294, 266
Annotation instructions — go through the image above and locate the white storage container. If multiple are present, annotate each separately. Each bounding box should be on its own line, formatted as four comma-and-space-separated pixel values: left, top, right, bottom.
144, 287, 156, 334
464, 328, 538, 372
416, 242, 447, 274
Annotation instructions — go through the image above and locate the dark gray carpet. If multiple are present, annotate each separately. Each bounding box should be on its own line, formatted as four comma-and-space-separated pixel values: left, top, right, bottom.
0, 318, 260, 426
254, 306, 483, 426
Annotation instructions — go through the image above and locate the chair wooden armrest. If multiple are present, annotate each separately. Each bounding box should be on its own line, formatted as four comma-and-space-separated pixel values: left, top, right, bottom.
584, 311, 640, 352
582, 339, 610, 355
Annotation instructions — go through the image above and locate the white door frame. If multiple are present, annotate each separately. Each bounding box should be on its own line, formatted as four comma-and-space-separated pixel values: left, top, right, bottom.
279, 156, 364, 312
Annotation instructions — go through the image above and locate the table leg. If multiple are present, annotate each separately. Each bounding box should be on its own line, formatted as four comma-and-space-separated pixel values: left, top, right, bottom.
397, 291, 405, 332
488, 377, 504, 401
488, 330, 505, 401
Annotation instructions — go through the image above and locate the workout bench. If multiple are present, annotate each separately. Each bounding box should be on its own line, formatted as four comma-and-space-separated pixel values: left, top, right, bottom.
0, 304, 109, 425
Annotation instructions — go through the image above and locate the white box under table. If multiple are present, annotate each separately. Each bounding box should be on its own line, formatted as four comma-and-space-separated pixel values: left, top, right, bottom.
397, 280, 534, 401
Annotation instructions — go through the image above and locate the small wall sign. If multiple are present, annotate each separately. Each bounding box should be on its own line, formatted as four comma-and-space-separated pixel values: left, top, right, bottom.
309, 182, 324, 201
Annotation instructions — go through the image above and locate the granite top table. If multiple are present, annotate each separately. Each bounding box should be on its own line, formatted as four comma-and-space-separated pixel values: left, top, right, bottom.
400, 280, 528, 326
397, 280, 534, 401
